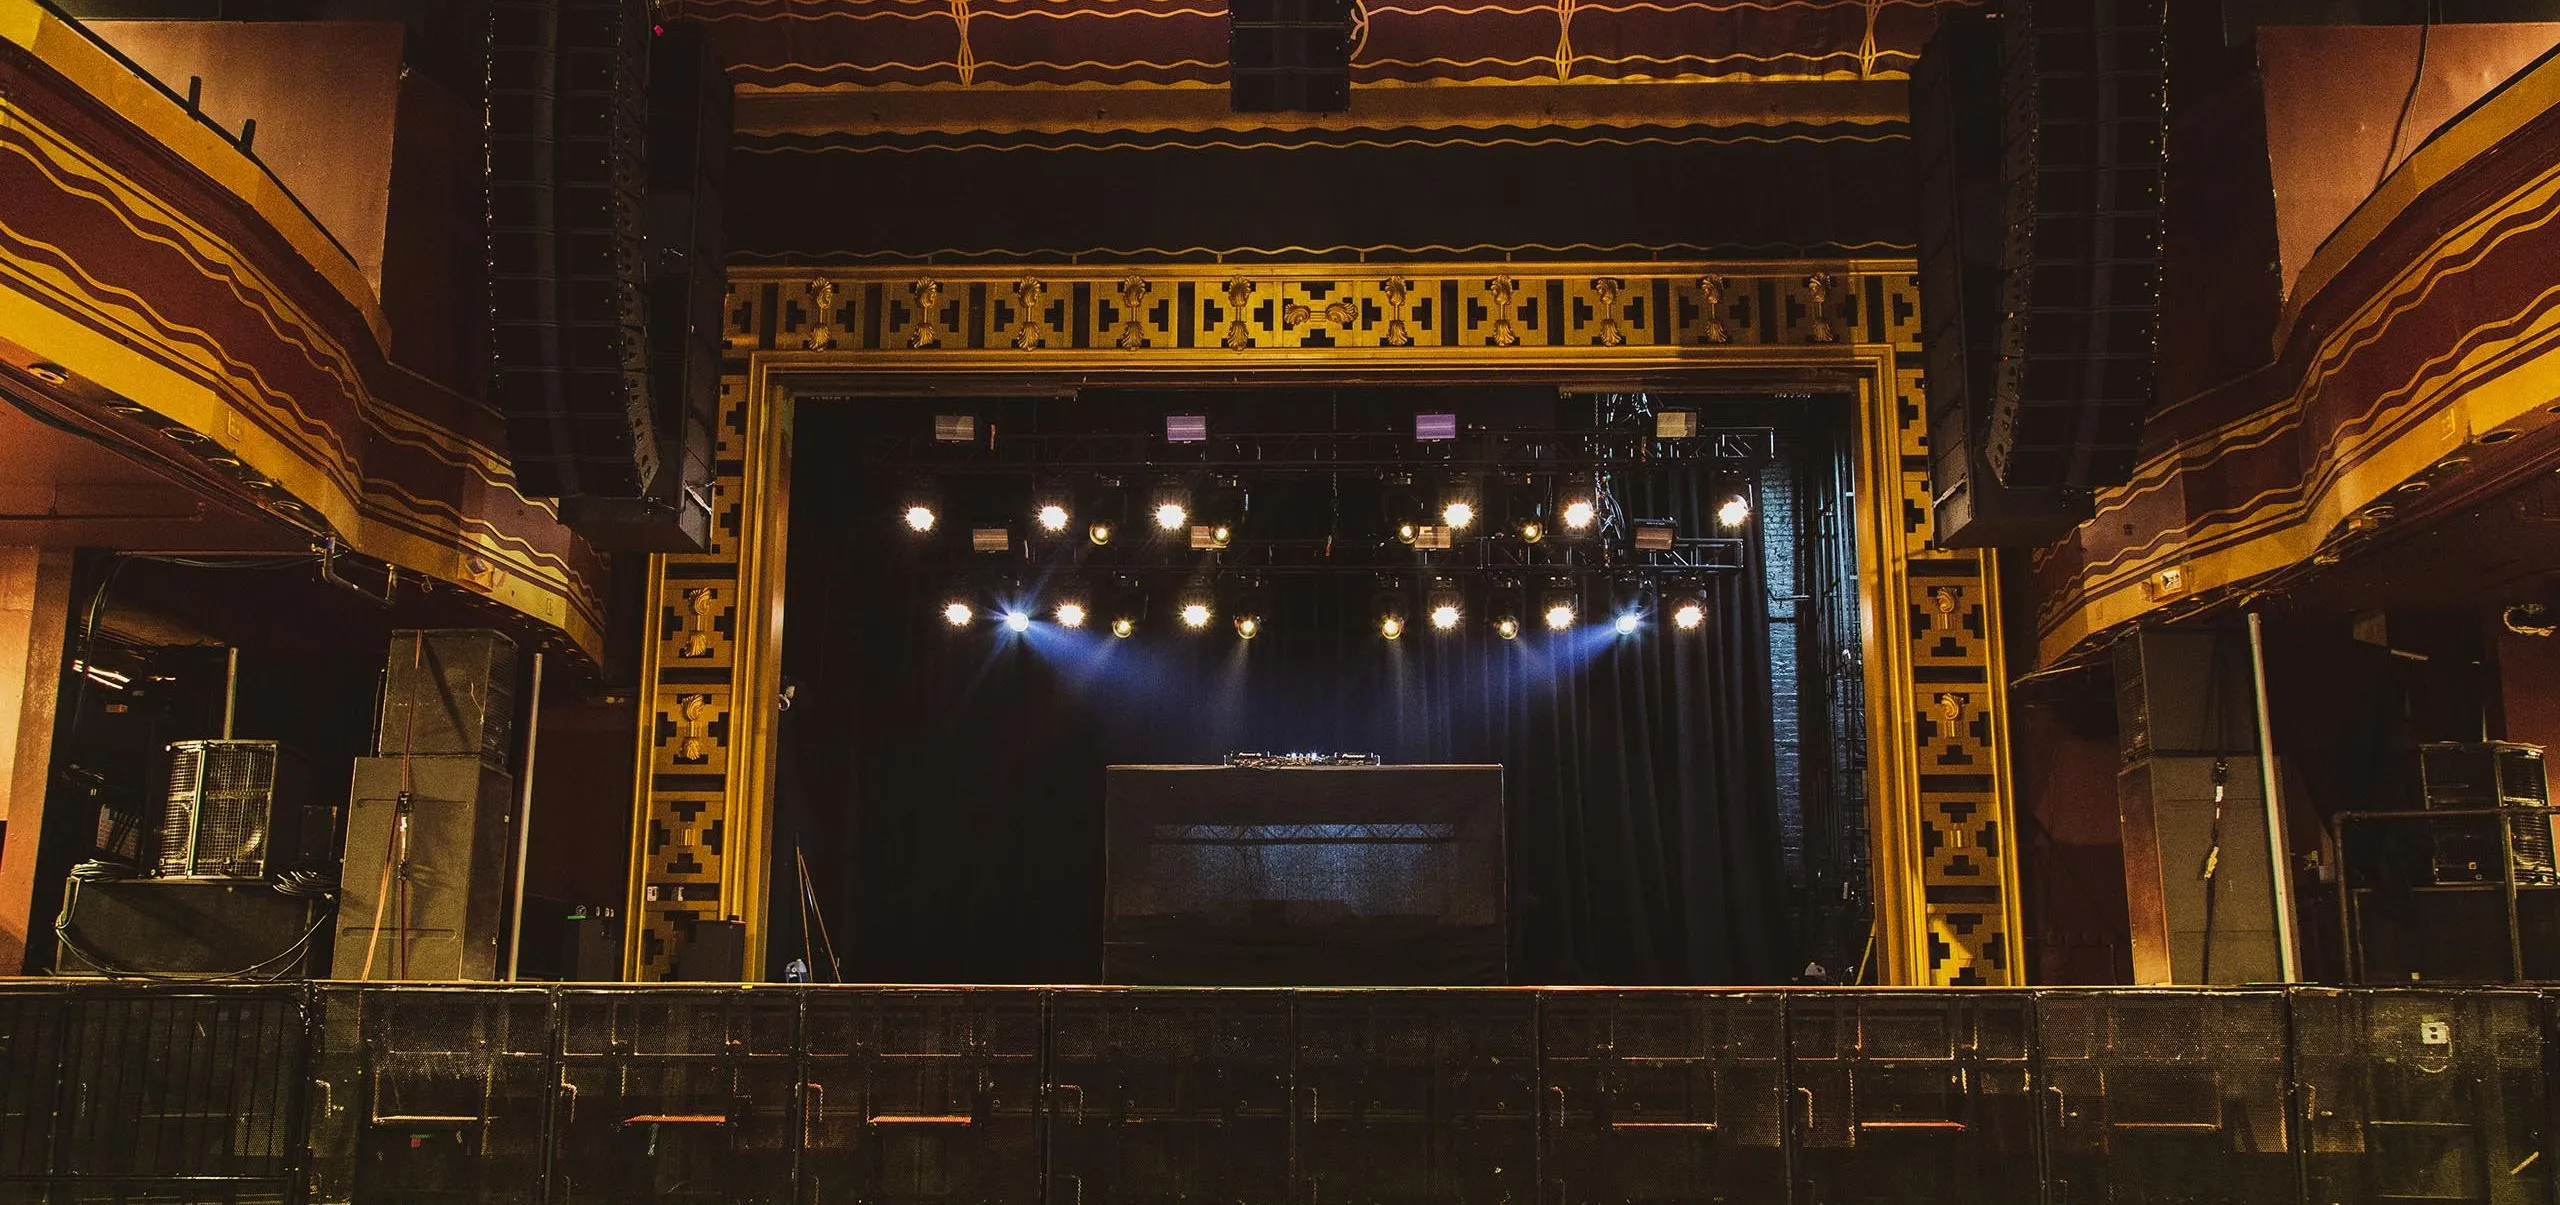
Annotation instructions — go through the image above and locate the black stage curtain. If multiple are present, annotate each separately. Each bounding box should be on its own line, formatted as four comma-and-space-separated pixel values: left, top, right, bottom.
776, 406, 1788, 986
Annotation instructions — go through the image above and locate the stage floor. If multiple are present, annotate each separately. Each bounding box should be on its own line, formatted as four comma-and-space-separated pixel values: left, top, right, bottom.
0, 981, 2547, 1203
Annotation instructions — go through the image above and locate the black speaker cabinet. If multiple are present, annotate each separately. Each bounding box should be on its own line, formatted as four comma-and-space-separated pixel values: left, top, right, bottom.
332, 755, 515, 981
377, 629, 518, 770
54, 877, 329, 978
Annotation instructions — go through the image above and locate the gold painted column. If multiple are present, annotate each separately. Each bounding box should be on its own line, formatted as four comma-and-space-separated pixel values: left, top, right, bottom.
1856, 341, 2027, 986
623, 364, 792, 981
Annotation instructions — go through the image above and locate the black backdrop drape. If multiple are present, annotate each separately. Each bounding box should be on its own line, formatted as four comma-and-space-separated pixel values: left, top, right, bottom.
774, 398, 1790, 985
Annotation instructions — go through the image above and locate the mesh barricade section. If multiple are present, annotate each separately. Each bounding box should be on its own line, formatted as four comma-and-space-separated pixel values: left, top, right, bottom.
1292, 991, 1537, 1205
2036, 990, 2294, 1203
2297, 989, 2552, 1205
801, 989, 1044, 1205
1541, 992, 1785, 1205
1048, 991, 1294, 1205
1788, 993, 2036, 1204
553, 988, 800, 1204
307, 986, 556, 1205
0, 986, 307, 1203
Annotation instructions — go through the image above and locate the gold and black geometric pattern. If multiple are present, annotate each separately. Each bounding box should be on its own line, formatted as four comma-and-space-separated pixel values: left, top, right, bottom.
643, 262, 2021, 986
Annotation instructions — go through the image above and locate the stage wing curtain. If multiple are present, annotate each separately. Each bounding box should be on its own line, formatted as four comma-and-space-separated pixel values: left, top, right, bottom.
774, 405, 1789, 985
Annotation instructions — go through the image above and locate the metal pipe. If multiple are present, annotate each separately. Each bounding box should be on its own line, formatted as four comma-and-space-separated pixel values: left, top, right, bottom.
2247, 612, 2301, 982
504, 652, 545, 981
221, 646, 238, 739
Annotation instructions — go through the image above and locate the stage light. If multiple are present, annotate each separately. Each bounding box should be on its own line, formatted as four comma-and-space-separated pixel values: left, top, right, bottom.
1545, 603, 1575, 631
1427, 578, 1463, 632
1037, 503, 1071, 533
1672, 601, 1706, 631
1415, 412, 1458, 441
932, 414, 978, 443
1189, 524, 1232, 550
1396, 522, 1418, 545
1181, 602, 1213, 629
972, 526, 1012, 553
1718, 494, 1752, 527
1615, 613, 1640, 635
1156, 501, 1189, 531
1055, 601, 1089, 628
1442, 500, 1476, 530
1004, 610, 1032, 633
1374, 577, 1410, 640
1112, 616, 1136, 638
1519, 519, 1544, 544
1541, 580, 1579, 631
1633, 520, 1675, 552
1235, 615, 1261, 639
1654, 410, 1697, 439
1088, 521, 1114, 546
1561, 498, 1596, 531
1381, 614, 1405, 640
1495, 616, 1521, 640
1165, 414, 1208, 443
942, 601, 974, 627
1427, 604, 1459, 631
904, 505, 938, 533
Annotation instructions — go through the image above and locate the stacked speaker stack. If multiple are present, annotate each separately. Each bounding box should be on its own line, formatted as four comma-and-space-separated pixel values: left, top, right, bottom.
488, 1, 726, 551
332, 630, 522, 981
1914, 0, 2166, 547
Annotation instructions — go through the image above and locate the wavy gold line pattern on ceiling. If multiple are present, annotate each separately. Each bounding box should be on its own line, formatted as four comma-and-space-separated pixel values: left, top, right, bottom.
0, 223, 364, 500
2074, 160, 2560, 529
6, 111, 366, 435
2047, 312, 2560, 629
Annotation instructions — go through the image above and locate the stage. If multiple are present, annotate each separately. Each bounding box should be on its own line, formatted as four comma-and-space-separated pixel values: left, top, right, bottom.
0, 980, 2545, 1204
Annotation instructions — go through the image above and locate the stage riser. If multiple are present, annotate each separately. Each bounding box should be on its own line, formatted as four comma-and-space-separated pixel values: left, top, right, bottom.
0, 984, 2551, 1204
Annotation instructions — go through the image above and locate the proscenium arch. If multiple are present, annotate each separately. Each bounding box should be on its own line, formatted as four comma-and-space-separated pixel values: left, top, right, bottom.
624, 262, 2023, 987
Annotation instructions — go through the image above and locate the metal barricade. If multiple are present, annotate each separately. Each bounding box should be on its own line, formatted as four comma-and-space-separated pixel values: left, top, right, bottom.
1292, 990, 1537, 1205
801, 988, 1044, 1205
551, 987, 801, 1204
305, 985, 556, 1205
1047, 989, 1294, 1205
1541, 990, 1786, 1205
2296, 989, 2552, 1205
2036, 990, 2295, 1203
1788, 992, 2038, 1204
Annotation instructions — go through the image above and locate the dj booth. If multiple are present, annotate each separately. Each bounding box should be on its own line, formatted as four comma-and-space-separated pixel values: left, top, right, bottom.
1103, 763, 1507, 985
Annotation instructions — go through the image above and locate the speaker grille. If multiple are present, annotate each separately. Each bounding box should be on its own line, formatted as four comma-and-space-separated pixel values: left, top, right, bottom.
156, 740, 280, 879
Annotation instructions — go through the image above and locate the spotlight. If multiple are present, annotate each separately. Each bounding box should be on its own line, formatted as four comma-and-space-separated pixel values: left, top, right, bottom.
1374, 578, 1410, 640
1181, 602, 1213, 628
1518, 519, 1545, 545
1037, 503, 1071, 533
1397, 523, 1419, 546
1495, 616, 1521, 640
1235, 615, 1261, 639
1156, 501, 1189, 531
1109, 577, 1147, 637
1005, 610, 1032, 633
942, 601, 974, 627
904, 504, 939, 533
1718, 494, 1752, 527
1541, 580, 1579, 631
1672, 601, 1706, 631
1088, 521, 1114, 546
1615, 613, 1640, 635
1112, 616, 1137, 639
1427, 578, 1463, 632
1190, 524, 1233, 550
1561, 498, 1596, 531
1056, 601, 1089, 628
1442, 500, 1476, 530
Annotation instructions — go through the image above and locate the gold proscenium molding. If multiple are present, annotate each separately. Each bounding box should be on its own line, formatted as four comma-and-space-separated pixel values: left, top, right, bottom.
626, 260, 2023, 987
